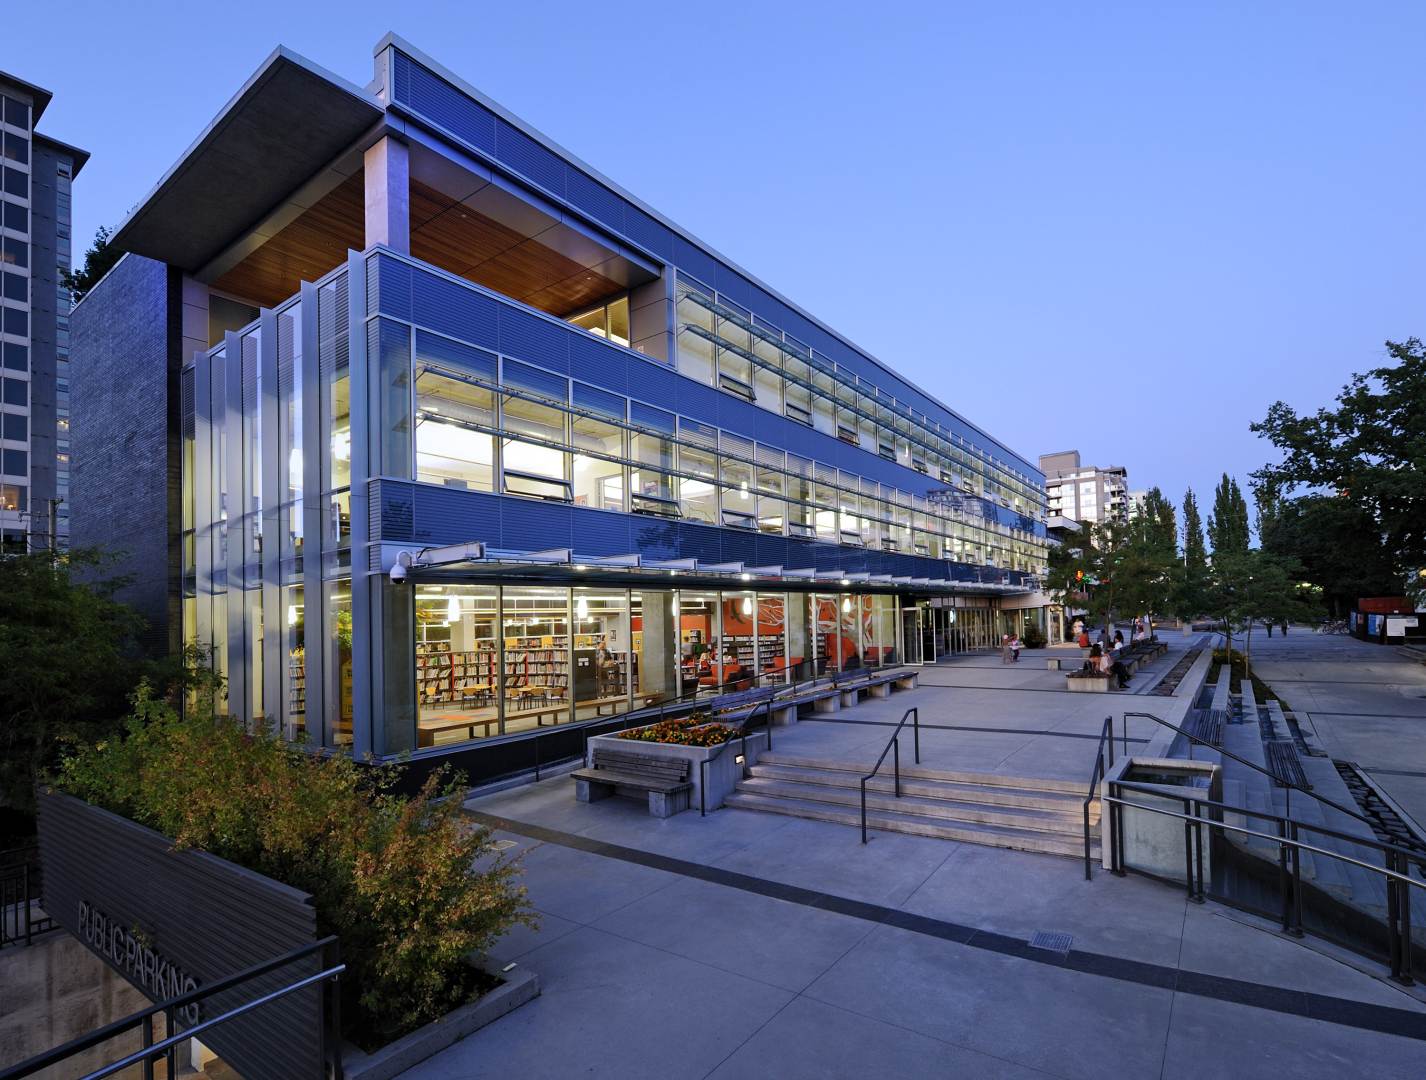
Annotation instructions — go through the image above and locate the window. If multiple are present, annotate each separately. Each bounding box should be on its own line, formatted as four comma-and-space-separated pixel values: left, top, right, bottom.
0, 482, 24, 511
1, 378, 24, 406
571, 413, 625, 510
630, 429, 677, 515
2, 97, 26, 129
677, 445, 717, 523
414, 370, 496, 490
2, 447, 26, 476
567, 296, 630, 346
1, 133, 27, 166
1, 202, 23, 233
501, 394, 569, 500
1, 235, 25, 267
2, 271, 25, 302
2, 412, 26, 441
2, 168, 24, 200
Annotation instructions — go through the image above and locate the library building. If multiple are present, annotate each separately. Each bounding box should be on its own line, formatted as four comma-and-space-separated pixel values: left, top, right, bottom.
72, 36, 1050, 776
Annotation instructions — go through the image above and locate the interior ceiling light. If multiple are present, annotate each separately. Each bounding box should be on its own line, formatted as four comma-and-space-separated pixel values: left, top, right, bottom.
446, 595, 462, 624
842, 596, 851, 613
741, 596, 753, 615
576, 595, 589, 620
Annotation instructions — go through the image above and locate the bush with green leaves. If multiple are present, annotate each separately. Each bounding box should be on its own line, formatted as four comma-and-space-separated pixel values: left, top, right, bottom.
57, 682, 533, 1047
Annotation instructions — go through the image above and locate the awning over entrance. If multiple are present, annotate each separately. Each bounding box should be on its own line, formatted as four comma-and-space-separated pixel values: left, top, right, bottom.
382, 540, 1037, 597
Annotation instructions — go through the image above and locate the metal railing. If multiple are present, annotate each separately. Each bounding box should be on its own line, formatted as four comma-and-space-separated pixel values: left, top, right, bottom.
0, 936, 346, 1080
1102, 780, 1424, 984
1082, 716, 1128, 880
859, 708, 920, 844
1, 848, 55, 948
1122, 710, 1374, 826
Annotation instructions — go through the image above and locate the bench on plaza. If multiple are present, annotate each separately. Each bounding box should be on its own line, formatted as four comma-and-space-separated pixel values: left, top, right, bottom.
571, 747, 693, 818
834, 666, 913, 704
711, 685, 779, 726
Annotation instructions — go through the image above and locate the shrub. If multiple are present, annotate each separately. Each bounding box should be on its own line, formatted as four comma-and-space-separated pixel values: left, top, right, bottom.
616, 714, 741, 746
1021, 625, 1047, 649
56, 683, 533, 1048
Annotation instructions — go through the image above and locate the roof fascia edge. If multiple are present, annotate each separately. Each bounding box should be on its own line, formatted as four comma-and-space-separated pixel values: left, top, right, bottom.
112, 46, 381, 252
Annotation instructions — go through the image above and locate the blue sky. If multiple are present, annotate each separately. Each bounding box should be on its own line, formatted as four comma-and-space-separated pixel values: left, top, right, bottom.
9, 1, 1423, 521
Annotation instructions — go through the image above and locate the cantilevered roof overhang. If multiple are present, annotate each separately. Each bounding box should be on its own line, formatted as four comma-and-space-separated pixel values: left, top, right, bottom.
111, 48, 383, 273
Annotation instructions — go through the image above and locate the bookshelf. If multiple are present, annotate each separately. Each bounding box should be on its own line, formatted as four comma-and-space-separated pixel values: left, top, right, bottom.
287, 647, 306, 718
725, 633, 786, 673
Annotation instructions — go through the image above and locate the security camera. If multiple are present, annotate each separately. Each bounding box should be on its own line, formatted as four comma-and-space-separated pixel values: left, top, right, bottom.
389, 550, 416, 584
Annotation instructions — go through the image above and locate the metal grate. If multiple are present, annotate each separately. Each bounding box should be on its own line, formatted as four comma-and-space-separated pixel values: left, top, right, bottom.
1028, 931, 1073, 956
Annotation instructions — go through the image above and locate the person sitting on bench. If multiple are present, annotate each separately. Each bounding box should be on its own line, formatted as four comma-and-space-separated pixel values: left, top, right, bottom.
1090, 643, 1131, 689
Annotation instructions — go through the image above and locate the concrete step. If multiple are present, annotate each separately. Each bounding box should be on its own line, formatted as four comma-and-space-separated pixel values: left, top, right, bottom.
745, 763, 1094, 817
754, 752, 1088, 796
736, 776, 1096, 836
724, 790, 1099, 858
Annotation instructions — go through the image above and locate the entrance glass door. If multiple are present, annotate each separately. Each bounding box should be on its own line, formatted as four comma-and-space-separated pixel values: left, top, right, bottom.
902, 606, 924, 665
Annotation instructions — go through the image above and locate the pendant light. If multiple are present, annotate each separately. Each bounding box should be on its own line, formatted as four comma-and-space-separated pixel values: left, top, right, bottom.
576, 595, 590, 620
741, 595, 753, 616
446, 594, 462, 624
841, 596, 851, 613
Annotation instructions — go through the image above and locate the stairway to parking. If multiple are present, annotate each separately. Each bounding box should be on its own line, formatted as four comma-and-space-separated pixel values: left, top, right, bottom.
725, 752, 1097, 858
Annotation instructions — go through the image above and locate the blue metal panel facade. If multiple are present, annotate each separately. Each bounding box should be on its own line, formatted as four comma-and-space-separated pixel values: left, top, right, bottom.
385, 46, 1040, 483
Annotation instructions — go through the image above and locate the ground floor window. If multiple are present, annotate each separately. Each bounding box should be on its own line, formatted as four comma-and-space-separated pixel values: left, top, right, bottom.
402, 586, 917, 750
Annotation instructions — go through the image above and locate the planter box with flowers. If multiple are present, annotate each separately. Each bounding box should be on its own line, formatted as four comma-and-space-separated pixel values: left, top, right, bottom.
586, 714, 769, 813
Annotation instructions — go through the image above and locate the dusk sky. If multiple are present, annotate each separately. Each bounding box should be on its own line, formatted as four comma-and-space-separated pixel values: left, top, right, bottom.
11, 1, 1423, 523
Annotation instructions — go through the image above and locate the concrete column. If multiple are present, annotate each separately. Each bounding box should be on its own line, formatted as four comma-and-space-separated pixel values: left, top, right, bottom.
640, 592, 678, 701
363, 137, 410, 253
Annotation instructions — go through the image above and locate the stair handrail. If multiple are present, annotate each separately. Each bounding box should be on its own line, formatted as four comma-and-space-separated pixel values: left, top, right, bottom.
1102, 779, 1423, 984
1083, 715, 1127, 880
1122, 710, 1373, 827
858, 707, 920, 844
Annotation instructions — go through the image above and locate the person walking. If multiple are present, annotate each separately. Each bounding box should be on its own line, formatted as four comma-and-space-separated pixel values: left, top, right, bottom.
1000, 634, 1012, 664
1280, 620, 1289, 636
1009, 634, 1022, 662
1266, 621, 1274, 638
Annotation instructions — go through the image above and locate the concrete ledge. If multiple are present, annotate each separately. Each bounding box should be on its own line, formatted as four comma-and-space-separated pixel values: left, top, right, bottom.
868, 681, 892, 698
343, 958, 540, 1080
893, 672, 919, 690
813, 694, 840, 714
1066, 675, 1113, 693
769, 704, 798, 727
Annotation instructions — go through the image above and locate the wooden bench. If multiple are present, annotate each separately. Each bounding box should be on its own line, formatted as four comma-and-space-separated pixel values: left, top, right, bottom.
571, 747, 693, 817
418, 714, 502, 747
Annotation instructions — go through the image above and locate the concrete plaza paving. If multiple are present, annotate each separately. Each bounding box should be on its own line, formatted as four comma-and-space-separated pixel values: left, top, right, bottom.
402, 643, 1426, 1079
1250, 631, 1426, 834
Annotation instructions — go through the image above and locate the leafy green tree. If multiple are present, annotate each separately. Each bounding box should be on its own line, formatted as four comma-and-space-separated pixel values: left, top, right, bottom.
1210, 550, 1322, 680
1051, 520, 1178, 640
61, 225, 121, 304
0, 551, 145, 823
1252, 338, 1426, 604
1207, 473, 1251, 558
1258, 494, 1398, 616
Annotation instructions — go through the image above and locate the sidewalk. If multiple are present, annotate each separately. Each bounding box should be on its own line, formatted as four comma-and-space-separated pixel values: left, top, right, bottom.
397, 672, 1426, 1079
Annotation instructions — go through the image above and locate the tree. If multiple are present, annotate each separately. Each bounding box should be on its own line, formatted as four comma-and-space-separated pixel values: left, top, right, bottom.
1172, 488, 1211, 620
1253, 338, 1426, 604
1182, 488, 1207, 570
0, 551, 148, 828
1209, 550, 1323, 681
1137, 487, 1178, 562
1207, 473, 1251, 558
1258, 494, 1399, 615
61, 225, 121, 304
1050, 520, 1177, 641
